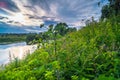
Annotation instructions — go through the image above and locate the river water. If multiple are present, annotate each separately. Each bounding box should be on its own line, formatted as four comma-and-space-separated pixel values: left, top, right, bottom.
0, 42, 37, 65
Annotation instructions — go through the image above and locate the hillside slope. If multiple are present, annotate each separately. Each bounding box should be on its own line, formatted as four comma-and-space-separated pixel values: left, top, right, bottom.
0, 16, 120, 80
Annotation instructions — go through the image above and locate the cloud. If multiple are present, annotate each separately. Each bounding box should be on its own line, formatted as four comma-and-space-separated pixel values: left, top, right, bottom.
0, 0, 19, 12
0, 16, 8, 19
0, 0, 108, 33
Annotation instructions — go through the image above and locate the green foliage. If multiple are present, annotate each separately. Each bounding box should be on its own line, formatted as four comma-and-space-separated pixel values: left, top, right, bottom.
101, 0, 120, 19
26, 33, 38, 45
26, 22, 77, 45
71, 75, 79, 80
54, 23, 77, 36
54, 23, 68, 36
45, 70, 55, 80
97, 75, 115, 80
0, 16, 120, 80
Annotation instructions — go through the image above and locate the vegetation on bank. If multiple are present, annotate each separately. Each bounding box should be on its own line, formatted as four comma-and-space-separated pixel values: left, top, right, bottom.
0, 0, 120, 80
0, 15, 120, 80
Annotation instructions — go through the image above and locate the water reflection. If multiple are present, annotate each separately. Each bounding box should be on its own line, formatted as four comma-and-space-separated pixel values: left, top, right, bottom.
0, 42, 37, 65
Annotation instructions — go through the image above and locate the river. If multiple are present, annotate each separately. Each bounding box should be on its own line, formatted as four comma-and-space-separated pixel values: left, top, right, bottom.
0, 42, 37, 65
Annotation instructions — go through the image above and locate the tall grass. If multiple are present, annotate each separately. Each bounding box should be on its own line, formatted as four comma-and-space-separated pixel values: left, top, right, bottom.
0, 16, 120, 80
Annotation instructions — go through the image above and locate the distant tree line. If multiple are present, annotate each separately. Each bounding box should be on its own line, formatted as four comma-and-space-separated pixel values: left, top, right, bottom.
0, 33, 26, 44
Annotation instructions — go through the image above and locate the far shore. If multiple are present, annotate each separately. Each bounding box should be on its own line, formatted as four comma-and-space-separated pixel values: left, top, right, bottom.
0, 41, 25, 45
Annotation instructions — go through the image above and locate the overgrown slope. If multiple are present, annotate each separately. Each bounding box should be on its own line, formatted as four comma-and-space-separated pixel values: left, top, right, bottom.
0, 16, 120, 80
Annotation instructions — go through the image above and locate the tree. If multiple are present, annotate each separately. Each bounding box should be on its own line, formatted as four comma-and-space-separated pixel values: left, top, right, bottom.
101, 0, 120, 19
48, 24, 54, 32
54, 23, 68, 36
67, 27, 77, 33
26, 33, 36, 44
40, 24, 44, 28
101, 5, 112, 19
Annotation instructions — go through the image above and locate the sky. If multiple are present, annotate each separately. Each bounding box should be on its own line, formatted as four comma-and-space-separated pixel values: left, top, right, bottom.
0, 0, 108, 33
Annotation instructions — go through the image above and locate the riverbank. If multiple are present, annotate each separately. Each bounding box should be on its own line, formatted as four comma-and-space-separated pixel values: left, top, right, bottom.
0, 41, 26, 45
